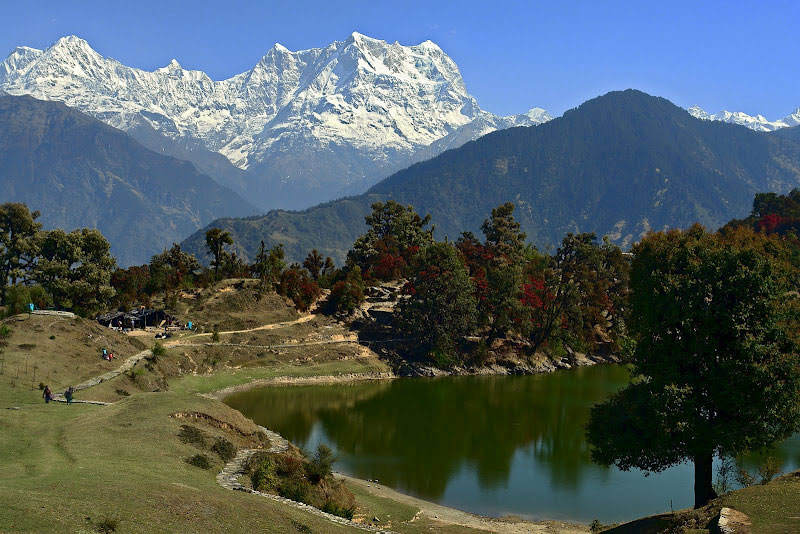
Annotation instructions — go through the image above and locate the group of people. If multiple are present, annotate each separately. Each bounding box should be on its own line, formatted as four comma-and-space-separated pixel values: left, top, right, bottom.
42, 385, 74, 404
102, 349, 115, 361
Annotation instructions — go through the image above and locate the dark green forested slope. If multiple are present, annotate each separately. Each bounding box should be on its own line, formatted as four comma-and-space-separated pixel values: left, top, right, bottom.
773, 125, 800, 142
0, 93, 259, 266
182, 90, 800, 264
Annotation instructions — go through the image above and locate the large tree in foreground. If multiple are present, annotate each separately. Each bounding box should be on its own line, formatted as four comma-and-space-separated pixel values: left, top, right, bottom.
586, 225, 800, 508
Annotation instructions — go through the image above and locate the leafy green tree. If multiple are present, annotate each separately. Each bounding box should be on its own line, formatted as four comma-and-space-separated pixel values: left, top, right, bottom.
223, 252, 249, 279
0, 203, 42, 304
481, 202, 526, 263
322, 256, 336, 276
479, 203, 527, 342
348, 201, 434, 277
396, 242, 477, 361
305, 444, 337, 484
205, 228, 233, 279
303, 249, 324, 280
35, 228, 116, 314
586, 225, 800, 508
3, 284, 52, 315
148, 243, 201, 295
251, 242, 287, 292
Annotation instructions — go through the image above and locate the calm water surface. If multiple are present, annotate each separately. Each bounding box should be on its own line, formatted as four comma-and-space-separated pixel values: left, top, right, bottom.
225, 365, 800, 523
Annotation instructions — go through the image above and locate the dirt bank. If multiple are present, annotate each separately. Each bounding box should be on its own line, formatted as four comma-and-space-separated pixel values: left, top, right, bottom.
339, 474, 589, 534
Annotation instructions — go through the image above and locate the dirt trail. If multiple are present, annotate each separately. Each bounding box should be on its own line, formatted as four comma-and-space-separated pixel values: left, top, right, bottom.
186, 314, 316, 338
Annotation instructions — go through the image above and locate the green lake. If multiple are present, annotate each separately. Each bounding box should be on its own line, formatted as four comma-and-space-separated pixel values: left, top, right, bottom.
225, 364, 800, 523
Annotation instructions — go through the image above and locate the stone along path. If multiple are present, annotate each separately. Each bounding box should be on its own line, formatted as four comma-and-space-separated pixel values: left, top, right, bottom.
216, 427, 394, 533
53, 348, 153, 405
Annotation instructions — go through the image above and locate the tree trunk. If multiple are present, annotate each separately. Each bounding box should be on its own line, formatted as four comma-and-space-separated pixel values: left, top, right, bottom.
694, 453, 717, 508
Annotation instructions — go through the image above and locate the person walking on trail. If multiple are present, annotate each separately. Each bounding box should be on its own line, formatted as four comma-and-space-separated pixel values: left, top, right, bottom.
42, 385, 53, 403
64, 386, 74, 405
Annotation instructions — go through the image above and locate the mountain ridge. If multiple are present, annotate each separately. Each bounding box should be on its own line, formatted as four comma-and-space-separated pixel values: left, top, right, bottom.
0, 33, 550, 210
0, 93, 259, 266
688, 104, 800, 132
179, 90, 800, 265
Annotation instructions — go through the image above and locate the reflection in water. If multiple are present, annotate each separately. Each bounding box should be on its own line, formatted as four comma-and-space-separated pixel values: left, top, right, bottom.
225, 365, 799, 523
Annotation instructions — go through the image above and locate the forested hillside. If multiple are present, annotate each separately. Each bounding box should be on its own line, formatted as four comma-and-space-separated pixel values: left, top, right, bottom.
182, 90, 800, 264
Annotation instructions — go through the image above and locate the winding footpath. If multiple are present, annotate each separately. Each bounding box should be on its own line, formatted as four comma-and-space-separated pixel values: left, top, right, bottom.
47, 317, 400, 532
46, 316, 589, 533
53, 348, 152, 405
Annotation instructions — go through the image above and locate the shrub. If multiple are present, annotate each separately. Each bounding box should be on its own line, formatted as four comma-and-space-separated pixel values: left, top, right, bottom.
211, 330, 220, 343
3, 284, 52, 316
152, 341, 167, 358
758, 456, 782, 484
305, 444, 336, 485
291, 521, 312, 534
278, 266, 321, 311
251, 457, 277, 491
0, 324, 10, 338
115, 389, 130, 397
735, 465, 757, 488
185, 454, 212, 469
94, 517, 119, 533
211, 437, 236, 462
713, 456, 736, 496
322, 501, 356, 520
126, 367, 146, 382
326, 268, 365, 314
278, 477, 311, 502
49, 335, 56, 340
178, 425, 207, 447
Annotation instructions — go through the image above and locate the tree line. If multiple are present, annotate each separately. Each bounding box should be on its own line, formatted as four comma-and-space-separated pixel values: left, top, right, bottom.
2, 189, 799, 511
0, 203, 116, 316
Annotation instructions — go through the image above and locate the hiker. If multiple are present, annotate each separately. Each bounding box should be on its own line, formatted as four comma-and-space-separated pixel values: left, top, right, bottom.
108, 352, 115, 360
64, 386, 74, 405
42, 385, 53, 403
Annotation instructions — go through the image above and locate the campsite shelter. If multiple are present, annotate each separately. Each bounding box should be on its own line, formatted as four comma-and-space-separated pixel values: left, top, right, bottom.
97, 309, 176, 329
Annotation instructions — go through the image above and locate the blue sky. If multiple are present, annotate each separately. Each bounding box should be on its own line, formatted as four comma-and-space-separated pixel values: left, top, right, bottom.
3, 0, 798, 118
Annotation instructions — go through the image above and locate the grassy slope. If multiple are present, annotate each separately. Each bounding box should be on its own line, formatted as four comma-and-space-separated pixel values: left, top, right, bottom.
0, 302, 461, 534
604, 473, 800, 534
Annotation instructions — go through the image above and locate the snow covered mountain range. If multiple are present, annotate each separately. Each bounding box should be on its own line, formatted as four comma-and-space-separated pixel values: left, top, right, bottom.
688, 105, 800, 132
0, 33, 550, 210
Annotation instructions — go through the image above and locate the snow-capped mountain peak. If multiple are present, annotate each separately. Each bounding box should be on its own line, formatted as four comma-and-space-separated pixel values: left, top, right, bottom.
0, 33, 551, 209
688, 104, 800, 132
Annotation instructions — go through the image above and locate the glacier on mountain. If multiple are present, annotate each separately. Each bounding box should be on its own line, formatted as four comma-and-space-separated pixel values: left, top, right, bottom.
0, 33, 550, 209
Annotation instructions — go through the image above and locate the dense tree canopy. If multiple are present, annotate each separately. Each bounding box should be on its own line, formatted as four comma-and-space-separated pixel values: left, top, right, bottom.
586, 225, 800, 508
35, 228, 117, 315
348, 201, 434, 279
0, 203, 42, 303
396, 242, 477, 361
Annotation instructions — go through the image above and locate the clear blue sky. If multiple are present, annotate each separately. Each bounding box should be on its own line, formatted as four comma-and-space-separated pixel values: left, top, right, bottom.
3, 0, 798, 118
